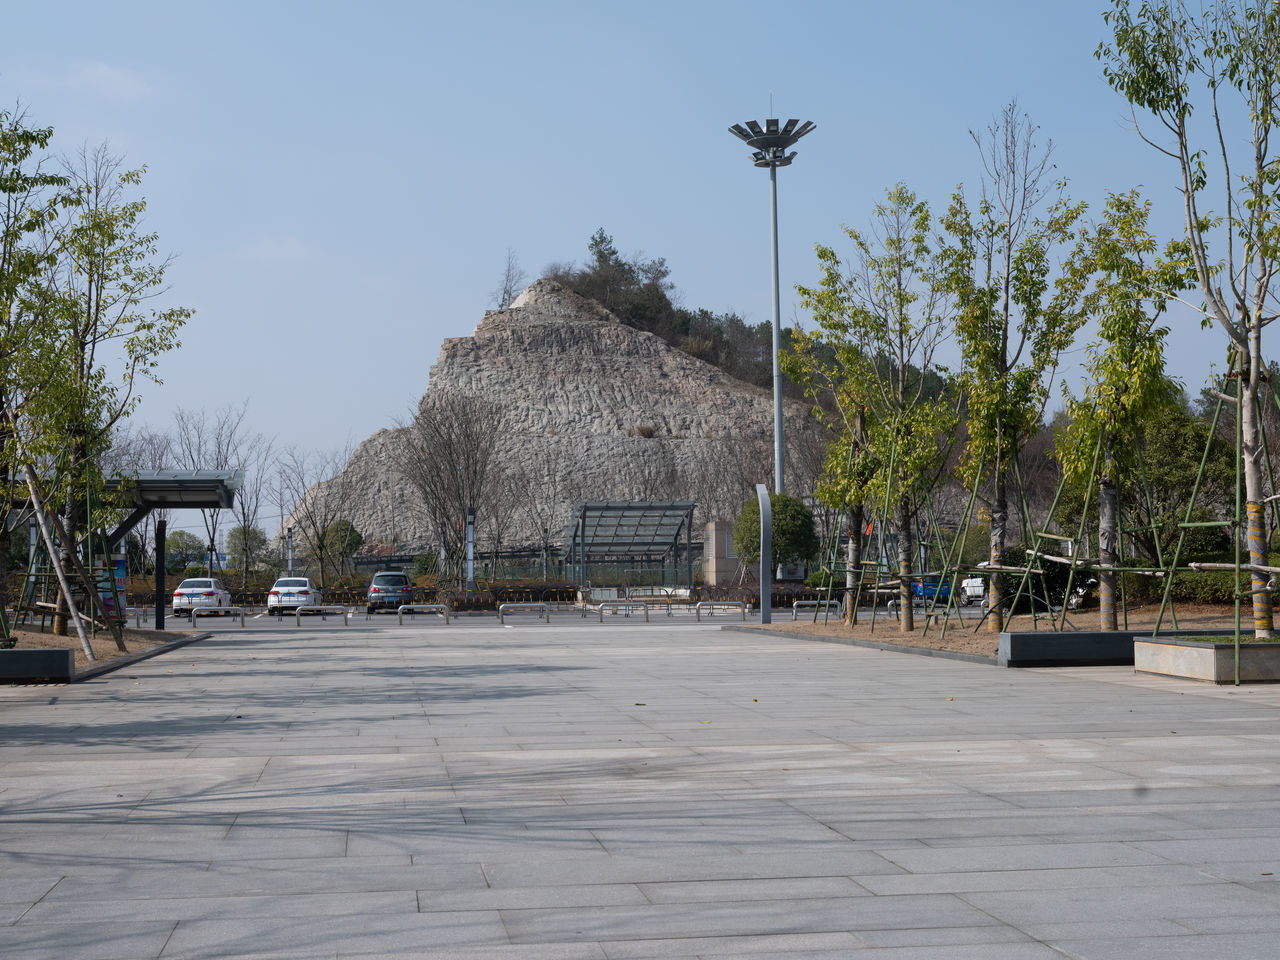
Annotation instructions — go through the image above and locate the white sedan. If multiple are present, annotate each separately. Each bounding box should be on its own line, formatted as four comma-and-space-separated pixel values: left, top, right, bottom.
172, 578, 232, 617
268, 577, 322, 614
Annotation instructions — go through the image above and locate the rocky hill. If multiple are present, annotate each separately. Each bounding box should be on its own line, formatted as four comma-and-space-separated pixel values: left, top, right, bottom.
302, 279, 822, 553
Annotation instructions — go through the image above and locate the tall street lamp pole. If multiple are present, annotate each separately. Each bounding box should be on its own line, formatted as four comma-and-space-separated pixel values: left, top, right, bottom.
728, 117, 815, 495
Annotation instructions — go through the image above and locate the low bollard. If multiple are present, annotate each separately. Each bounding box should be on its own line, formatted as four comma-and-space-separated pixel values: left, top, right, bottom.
498, 602, 550, 624
694, 601, 748, 622
397, 604, 450, 625
191, 606, 246, 627
596, 601, 649, 623
294, 605, 349, 626
792, 599, 842, 620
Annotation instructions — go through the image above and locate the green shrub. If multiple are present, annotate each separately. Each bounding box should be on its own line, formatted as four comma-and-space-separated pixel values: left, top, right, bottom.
1170, 568, 1239, 604
804, 568, 837, 589
733, 493, 819, 567
1000, 543, 1077, 609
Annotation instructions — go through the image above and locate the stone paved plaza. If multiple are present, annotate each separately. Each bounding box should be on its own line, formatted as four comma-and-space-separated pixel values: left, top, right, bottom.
3, 616, 1280, 959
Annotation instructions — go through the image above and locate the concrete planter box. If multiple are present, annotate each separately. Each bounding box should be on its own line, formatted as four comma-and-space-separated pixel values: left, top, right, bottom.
999, 629, 1231, 668
1000, 631, 1132, 668
1135, 636, 1280, 684
0, 648, 75, 682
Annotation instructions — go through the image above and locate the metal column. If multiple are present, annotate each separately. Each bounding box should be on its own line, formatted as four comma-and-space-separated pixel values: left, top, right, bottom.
154, 518, 166, 630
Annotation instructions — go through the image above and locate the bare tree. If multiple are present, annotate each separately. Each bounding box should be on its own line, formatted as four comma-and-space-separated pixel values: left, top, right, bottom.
490, 248, 528, 309
688, 438, 754, 529
107, 423, 172, 569
480, 470, 524, 578
515, 442, 585, 580
172, 403, 250, 571
277, 442, 358, 588
228, 432, 275, 588
401, 393, 510, 582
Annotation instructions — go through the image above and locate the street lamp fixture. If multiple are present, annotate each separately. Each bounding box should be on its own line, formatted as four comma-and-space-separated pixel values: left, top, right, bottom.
728, 118, 815, 494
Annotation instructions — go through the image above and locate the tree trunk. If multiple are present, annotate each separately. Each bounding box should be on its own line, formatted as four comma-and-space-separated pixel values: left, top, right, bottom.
25, 466, 94, 660
1242, 339, 1274, 638
846, 505, 864, 626
988, 467, 1007, 633
53, 500, 75, 637
1098, 442, 1118, 632
897, 499, 914, 632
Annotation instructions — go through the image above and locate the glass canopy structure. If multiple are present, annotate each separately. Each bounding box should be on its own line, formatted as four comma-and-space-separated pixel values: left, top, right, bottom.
563, 501, 697, 590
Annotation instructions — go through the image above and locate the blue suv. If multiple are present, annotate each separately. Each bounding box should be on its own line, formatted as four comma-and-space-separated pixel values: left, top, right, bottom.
912, 576, 951, 603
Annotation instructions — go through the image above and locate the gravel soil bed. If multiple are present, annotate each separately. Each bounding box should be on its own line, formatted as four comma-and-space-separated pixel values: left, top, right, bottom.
7, 624, 195, 670
746, 603, 1242, 659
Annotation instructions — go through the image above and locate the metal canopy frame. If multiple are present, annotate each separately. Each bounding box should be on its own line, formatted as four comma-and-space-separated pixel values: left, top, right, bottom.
104, 469, 244, 552
102, 469, 243, 632
564, 501, 697, 590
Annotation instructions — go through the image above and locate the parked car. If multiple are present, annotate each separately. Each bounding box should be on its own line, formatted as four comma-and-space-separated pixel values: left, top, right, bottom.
268, 577, 321, 614
960, 577, 986, 605
912, 575, 951, 604
366, 570, 413, 614
172, 578, 231, 617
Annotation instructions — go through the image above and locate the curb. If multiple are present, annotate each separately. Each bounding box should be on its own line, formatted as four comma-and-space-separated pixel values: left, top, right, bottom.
75, 633, 213, 682
721, 624, 999, 666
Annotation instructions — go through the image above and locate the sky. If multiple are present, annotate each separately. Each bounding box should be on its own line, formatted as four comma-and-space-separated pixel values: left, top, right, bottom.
3, 0, 1231, 537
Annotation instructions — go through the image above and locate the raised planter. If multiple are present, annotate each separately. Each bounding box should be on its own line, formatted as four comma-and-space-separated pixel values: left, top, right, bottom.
1135, 636, 1280, 684
999, 629, 1227, 668
0, 648, 75, 682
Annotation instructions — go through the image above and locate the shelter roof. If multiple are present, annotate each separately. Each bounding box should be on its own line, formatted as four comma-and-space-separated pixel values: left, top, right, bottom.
107, 469, 244, 510
564, 501, 696, 560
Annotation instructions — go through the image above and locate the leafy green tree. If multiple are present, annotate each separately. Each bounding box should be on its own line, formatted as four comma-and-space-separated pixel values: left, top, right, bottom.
733, 493, 819, 569
166, 530, 206, 572
548, 229, 807, 397
1099, 0, 1280, 636
0, 106, 73, 625
1055, 392, 1235, 567
226, 524, 269, 573
1054, 191, 1193, 629
322, 519, 363, 575
12, 143, 188, 635
1129, 398, 1236, 562
939, 102, 1088, 632
788, 183, 957, 630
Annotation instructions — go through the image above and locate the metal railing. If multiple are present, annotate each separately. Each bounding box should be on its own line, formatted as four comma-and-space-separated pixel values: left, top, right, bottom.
792, 599, 842, 620
397, 604, 450, 625
191, 606, 246, 627
497, 602, 550, 624
595, 601, 649, 622
294, 605, 349, 626
695, 601, 748, 622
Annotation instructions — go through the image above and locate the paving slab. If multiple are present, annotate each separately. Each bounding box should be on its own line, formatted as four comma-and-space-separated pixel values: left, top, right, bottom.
5, 619, 1280, 958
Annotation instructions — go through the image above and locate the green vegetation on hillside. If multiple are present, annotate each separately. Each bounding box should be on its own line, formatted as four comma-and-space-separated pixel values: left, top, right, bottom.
545, 229, 799, 394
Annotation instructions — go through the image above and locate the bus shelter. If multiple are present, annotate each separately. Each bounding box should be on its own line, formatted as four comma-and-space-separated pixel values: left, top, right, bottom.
564, 501, 697, 591
104, 469, 243, 628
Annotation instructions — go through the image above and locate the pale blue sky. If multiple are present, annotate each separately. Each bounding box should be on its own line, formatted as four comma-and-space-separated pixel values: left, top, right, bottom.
5, 0, 1224, 476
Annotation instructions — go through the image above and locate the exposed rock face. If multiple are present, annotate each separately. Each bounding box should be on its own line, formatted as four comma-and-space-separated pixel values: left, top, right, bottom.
306, 279, 821, 552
